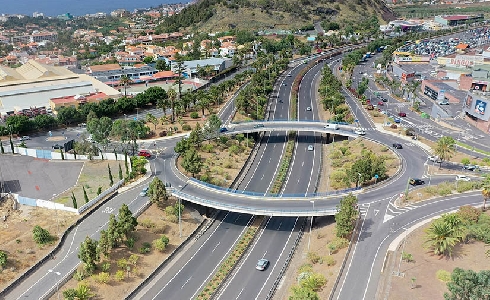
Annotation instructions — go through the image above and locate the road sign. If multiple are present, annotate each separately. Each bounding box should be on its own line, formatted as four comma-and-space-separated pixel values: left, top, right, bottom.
374, 174, 379, 179
134, 117, 137, 121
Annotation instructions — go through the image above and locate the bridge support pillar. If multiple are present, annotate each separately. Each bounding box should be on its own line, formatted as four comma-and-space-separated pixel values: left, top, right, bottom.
205, 206, 211, 218
312, 216, 316, 228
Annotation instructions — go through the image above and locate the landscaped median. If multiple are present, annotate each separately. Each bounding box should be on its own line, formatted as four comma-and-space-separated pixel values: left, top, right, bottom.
196, 216, 265, 300
269, 132, 297, 194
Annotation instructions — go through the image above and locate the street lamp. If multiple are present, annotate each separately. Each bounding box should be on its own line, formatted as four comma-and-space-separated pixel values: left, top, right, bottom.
357, 173, 362, 188
52, 194, 59, 235
178, 185, 183, 239
308, 200, 315, 251
48, 269, 61, 300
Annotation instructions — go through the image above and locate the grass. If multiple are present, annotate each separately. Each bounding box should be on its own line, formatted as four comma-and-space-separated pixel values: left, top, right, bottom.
456, 141, 490, 157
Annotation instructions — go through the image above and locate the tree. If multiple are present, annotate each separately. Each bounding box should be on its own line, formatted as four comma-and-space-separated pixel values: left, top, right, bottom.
148, 177, 168, 204
1, 140, 4, 154
108, 164, 114, 186
117, 204, 137, 239
83, 186, 89, 204
34, 114, 58, 130
152, 235, 170, 252
5, 115, 35, 134
118, 163, 123, 180
32, 225, 52, 245
0, 250, 7, 269
97, 230, 110, 258
143, 56, 154, 64
204, 114, 222, 140
167, 88, 177, 123
56, 106, 83, 125
335, 194, 358, 238
119, 75, 133, 97
78, 236, 99, 273
107, 214, 121, 248
146, 113, 159, 131
444, 268, 490, 300
181, 147, 203, 177
71, 192, 78, 209
482, 174, 490, 211
9, 136, 14, 154
434, 136, 456, 168
424, 218, 461, 257
155, 59, 170, 71
87, 116, 113, 148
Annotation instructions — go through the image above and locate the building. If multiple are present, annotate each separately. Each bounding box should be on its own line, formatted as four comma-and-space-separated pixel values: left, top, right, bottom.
49, 92, 109, 112
392, 64, 416, 83
463, 91, 490, 133
171, 58, 226, 78
86, 64, 159, 85
0, 60, 120, 118
434, 15, 484, 27
421, 79, 467, 104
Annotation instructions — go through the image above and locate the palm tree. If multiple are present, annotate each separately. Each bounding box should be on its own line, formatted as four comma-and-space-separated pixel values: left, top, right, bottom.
167, 88, 177, 123
481, 175, 490, 211
119, 75, 133, 97
424, 219, 460, 257
433, 136, 456, 168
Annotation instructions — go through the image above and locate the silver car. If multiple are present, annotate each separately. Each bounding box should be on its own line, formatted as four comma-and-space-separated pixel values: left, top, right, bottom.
256, 259, 269, 271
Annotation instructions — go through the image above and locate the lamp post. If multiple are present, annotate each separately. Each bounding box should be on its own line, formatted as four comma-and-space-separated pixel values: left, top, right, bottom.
308, 200, 315, 251
178, 185, 183, 239
52, 194, 59, 235
48, 269, 61, 300
357, 173, 362, 188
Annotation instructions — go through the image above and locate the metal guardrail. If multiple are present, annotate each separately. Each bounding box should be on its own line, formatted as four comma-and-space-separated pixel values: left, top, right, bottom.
171, 189, 339, 216
188, 178, 360, 198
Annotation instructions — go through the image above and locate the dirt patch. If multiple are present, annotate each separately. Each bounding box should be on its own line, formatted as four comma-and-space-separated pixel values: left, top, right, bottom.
273, 216, 347, 299
0, 197, 78, 289
385, 215, 490, 300
49, 200, 202, 300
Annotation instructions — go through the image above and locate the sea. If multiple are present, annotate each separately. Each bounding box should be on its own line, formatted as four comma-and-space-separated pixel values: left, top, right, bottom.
1, 0, 186, 17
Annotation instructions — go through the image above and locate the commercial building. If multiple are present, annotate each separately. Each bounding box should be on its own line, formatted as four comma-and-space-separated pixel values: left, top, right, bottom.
171, 58, 226, 78
421, 80, 467, 103
0, 60, 120, 118
463, 91, 490, 133
434, 15, 484, 27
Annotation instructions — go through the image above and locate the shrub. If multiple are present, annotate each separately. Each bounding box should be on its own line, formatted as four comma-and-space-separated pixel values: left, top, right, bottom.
190, 112, 199, 119
117, 258, 128, 269
402, 252, 413, 262
331, 237, 349, 249
165, 206, 176, 216
203, 144, 214, 153
153, 235, 170, 252
32, 225, 52, 245
124, 236, 136, 249
457, 205, 481, 225
436, 269, 451, 282
114, 270, 125, 281
94, 272, 110, 284
324, 255, 336, 266
307, 252, 321, 264
101, 262, 111, 272
140, 218, 155, 229
390, 124, 397, 129
298, 263, 313, 274
182, 124, 192, 131
73, 269, 88, 281
159, 131, 167, 137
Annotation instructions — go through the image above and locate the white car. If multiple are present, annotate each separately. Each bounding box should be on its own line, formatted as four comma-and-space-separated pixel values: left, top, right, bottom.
306, 107, 312, 111
307, 145, 314, 151
456, 175, 470, 181
354, 129, 366, 135
428, 156, 442, 163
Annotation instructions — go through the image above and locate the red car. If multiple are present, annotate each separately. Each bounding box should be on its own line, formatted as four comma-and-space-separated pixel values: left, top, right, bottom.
377, 101, 384, 106
138, 150, 151, 158
398, 112, 407, 117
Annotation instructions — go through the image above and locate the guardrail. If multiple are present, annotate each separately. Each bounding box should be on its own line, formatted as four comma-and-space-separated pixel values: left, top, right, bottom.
188, 178, 360, 198
171, 189, 339, 216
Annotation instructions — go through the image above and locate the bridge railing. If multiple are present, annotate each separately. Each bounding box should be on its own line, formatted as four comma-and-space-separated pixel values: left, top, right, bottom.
230, 119, 354, 125
188, 178, 360, 198
171, 189, 338, 215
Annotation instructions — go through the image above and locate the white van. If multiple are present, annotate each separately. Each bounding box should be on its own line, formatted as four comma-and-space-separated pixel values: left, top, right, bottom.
324, 124, 339, 130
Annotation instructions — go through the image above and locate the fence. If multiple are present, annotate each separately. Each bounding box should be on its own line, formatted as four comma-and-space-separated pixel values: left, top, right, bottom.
8, 146, 125, 162
78, 179, 125, 214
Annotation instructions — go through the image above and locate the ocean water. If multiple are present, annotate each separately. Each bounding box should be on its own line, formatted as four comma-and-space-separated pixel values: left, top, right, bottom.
1, 0, 186, 17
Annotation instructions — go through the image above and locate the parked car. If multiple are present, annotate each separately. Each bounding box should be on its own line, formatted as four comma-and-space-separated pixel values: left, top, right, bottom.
428, 156, 442, 163
256, 259, 270, 271
462, 164, 478, 171
438, 101, 449, 105
140, 187, 149, 197
307, 145, 314, 151
398, 112, 407, 117
52, 144, 63, 150
381, 97, 388, 102
253, 124, 265, 128
456, 175, 471, 181
18, 136, 30, 141
219, 127, 228, 133
377, 101, 384, 106
138, 150, 151, 158
392, 143, 403, 149
409, 178, 425, 185
394, 118, 401, 123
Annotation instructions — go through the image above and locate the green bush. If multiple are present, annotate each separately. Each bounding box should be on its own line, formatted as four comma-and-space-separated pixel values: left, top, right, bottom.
298, 263, 313, 274
402, 252, 413, 262
324, 255, 336, 266
153, 235, 170, 252
307, 252, 321, 264
32, 225, 53, 245
182, 124, 192, 131
436, 269, 451, 282
101, 262, 111, 272
190, 112, 199, 119
140, 218, 155, 228
114, 270, 125, 281
93, 272, 110, 284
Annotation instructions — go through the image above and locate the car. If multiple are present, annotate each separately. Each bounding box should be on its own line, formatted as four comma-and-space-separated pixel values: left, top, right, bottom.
140, 187, 149, 197
392, 143, 403, 149
394, 118, 401, 123
428, 155, 442, 163
282, 83, 287, 86
256, 259, 270, 271
306, 107, 312, 111
456, 175, 471, 181
86, 135, 95, 143
324, 124, 339, 130
398, 112, 407, 117
355, 129, 366, 135
377, 101, 384, 106
439, 101, 449, 105
307, 145, 314, 151
18, 135, 30, 141
409, 178, 425, 185
381, 98, 388, 102
52, 144, 63, 150
138, 150, 151, 158
219, 127, 228, 133
462, 164, 478, 171
287, 73, 292, 77
253, 124, 265, 128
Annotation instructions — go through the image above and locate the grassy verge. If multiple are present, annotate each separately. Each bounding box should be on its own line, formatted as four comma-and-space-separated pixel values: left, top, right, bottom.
456, 141, 490, 157
196, 216, 264, 300
405, 180, 483, 204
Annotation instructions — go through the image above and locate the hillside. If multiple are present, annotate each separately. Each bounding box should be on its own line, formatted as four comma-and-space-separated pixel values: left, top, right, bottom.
157, 0, 396, 33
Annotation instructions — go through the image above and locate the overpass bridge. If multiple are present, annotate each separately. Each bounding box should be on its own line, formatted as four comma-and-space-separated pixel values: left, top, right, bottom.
223, 120, 360, 138
169, 178, 361, 217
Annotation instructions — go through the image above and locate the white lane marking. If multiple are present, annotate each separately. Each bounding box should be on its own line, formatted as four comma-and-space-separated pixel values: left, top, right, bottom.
236, 288, 244, 299
212, 242, 221, 253
150, 211, 232, 300
181, 276, 192, 289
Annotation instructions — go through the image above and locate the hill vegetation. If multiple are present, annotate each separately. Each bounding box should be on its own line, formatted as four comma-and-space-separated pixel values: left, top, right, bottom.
156, 0, 396, 33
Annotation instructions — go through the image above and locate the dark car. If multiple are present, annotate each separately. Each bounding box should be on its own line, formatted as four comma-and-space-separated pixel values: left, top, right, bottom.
52, 144, 63, 150
219, 127, 228, 133
392, 143, 403, 149
398, 112, 407, 117
409, 178, 425, 185
462, 164, 478, 171
253, 124, 265, 128
381, 97, 388, 102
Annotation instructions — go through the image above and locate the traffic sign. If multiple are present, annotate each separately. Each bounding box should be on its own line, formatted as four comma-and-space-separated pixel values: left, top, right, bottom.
374, 174, 379, 179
